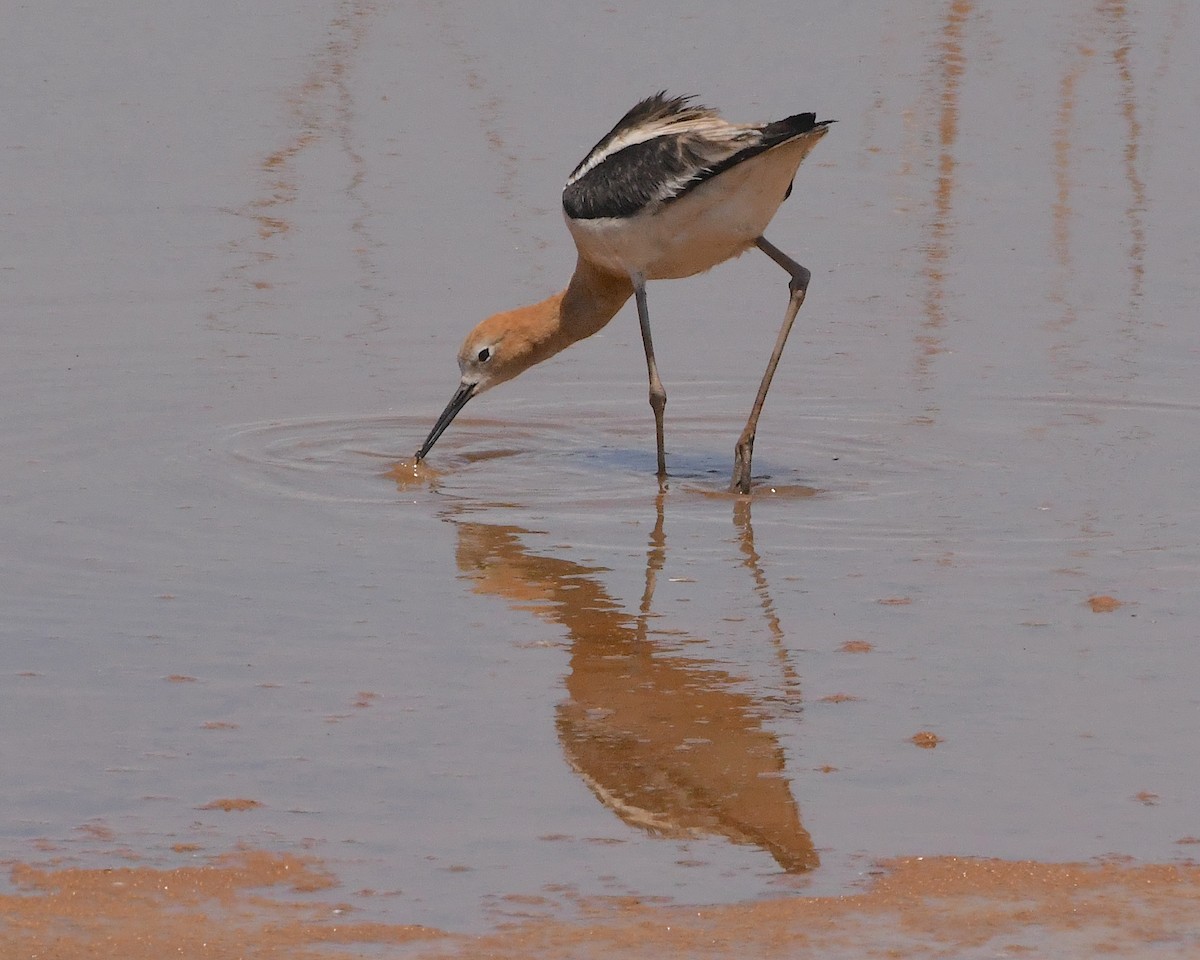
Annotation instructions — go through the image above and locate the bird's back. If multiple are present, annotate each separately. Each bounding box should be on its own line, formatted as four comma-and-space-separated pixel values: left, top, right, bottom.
562, 93, 832, 280
563, 93, 830, 223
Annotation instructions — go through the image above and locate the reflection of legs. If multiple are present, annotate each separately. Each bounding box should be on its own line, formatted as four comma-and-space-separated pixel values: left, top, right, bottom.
733, 497, 804, 707
637, 489, 668, 639
634, 276, 668, 478
730, 236, 811, 494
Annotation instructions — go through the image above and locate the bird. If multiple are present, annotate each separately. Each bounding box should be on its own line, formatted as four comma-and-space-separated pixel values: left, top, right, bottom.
415, 92, 832, 493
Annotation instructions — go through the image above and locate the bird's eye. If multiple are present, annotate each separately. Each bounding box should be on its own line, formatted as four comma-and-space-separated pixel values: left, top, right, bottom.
477, 347, 492, 363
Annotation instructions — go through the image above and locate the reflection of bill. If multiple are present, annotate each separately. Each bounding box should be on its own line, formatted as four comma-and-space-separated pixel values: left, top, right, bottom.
453, 502, 817, 873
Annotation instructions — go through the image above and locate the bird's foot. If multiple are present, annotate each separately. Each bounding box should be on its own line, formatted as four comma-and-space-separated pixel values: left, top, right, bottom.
730, 433, 754, 495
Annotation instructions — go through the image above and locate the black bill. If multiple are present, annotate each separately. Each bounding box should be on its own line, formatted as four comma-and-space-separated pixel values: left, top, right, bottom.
415, 381, 476, 461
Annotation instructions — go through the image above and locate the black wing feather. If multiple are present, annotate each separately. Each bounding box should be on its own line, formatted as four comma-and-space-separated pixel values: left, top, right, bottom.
563, 133, 716, 220
563, 98, 831, 221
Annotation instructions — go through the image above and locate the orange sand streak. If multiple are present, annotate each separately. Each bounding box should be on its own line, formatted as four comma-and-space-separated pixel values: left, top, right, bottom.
5, 850, 1200, 959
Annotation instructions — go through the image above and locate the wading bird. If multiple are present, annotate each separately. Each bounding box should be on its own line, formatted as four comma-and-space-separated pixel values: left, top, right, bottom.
415, 92, 832, 493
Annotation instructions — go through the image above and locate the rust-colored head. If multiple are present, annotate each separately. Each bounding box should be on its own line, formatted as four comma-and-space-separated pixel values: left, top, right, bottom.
414, 303, 561, 461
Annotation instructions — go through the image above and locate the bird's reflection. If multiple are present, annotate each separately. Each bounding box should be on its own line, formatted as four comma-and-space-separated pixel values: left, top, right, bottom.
452, 492, 817, 873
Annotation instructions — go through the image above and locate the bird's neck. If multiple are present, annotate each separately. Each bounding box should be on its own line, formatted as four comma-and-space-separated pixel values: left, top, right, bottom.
559, 257, 634, 342
520, 258, 631, 366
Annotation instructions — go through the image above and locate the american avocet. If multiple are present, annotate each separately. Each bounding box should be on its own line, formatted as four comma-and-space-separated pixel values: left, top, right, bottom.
416, 92, 833, 493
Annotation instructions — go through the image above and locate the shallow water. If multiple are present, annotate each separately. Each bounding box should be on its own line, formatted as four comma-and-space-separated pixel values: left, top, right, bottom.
4, 0, 1200, 949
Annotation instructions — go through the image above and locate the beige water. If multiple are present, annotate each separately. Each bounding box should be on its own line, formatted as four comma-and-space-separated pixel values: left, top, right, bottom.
4, 0, 1199, 952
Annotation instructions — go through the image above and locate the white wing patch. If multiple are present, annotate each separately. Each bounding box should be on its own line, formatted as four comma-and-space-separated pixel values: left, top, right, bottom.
566, 114, 761, 187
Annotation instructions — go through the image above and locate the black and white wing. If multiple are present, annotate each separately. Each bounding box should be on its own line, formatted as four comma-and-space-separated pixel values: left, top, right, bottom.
562, 92, 825, 221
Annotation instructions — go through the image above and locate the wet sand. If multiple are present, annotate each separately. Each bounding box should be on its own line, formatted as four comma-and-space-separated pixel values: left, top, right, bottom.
6, 843, 1200, 958
5, 0, 1200, 955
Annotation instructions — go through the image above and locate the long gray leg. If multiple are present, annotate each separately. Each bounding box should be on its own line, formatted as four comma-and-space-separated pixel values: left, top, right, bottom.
634, 274, 668, 478
730, 236, 811, 494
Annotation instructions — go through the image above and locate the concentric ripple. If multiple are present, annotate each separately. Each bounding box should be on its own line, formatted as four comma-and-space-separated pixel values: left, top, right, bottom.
221, 411, 897, 509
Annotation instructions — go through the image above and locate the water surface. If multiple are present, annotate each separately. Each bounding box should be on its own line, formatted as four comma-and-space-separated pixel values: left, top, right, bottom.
4, 0, 1199, 951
